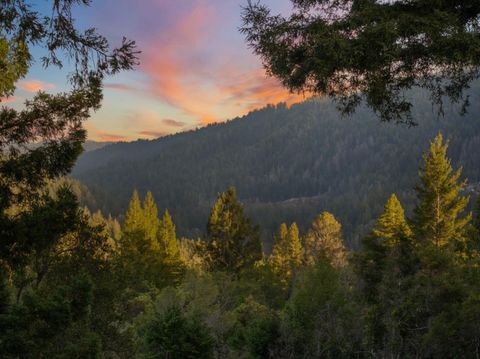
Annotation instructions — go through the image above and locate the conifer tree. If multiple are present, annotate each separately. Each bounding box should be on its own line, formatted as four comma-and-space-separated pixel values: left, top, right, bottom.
270, 222, 303, 282
287, 223, 303, 269
356, 194, 416, 356
373, 194, 412, 246
143, 191, 160, 248
207, 187, 262, 273
158, 210, 178, 258
304, 212, 346, 267
357, 194, 414, 301
124, 190, 144, 235
413, 134, 471, 247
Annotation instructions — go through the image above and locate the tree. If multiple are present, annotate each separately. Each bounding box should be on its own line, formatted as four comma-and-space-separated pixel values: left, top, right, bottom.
269, 222, 303, 284
355, 194, 416, 356
0, 3, 138, 336
143, 191, 160, 248
357, 194, 413, 298
372, 194, 412, 245
413, 133, 471, 247
241, 0, 480, 124
123, 190, 144, 235
207, 187, 262, 273
282, 257, 362, 358
139, 304, 214, 359
158, 210, 178, 258
304, 212, 347, 267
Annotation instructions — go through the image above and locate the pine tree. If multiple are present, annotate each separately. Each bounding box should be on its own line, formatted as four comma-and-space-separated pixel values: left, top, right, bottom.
357, 194, 414, 301
207, 187, 262, 273
304, 212, 346, 267
143, 191, 160, 249
158, 209, 178, 258
372, 194, 412, 246
124, 190, 144, 235
413, 134, 471, 247
356, 194, 416, 356
287, 223, 303, 269
270, 223, 303, 283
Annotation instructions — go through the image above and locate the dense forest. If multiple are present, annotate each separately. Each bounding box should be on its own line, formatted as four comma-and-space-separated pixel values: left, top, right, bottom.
73, 85, 480, 246
4, 133, 480, 358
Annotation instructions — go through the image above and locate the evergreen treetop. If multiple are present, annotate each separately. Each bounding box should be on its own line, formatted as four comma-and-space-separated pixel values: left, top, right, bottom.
413, 134, 471, 247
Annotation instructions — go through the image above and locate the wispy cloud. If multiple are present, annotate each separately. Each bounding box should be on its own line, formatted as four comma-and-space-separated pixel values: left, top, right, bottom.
18, 80, 56, 93
104, 83, 139, 92
162, 119, 185, 128
140, 0, 307, 126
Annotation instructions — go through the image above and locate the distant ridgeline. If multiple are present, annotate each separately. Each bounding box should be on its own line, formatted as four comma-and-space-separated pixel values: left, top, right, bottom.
72, 84, 480, 246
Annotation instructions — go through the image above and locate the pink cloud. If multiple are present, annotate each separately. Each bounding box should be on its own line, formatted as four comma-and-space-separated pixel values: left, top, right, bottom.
18, 80, 55, 93
140, 0, 308, 126
104, 83, 139, 92
0, 96, 20, 104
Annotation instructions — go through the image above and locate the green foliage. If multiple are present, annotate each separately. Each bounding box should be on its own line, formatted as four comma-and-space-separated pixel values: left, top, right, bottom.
413, 133, 471, 247
241, 0, 480, 123
0, 5, 137, 356
158, 209, 179, 257
139, 304, 214, 359
372, 194, 412, 244
124, 190, 145, 236
269, 222, 303, 288
143, 191, 160, 245
283, 258, 362, 358
207, 187, 262, 273
228, 297, 279, 359
304, 212, 347, 267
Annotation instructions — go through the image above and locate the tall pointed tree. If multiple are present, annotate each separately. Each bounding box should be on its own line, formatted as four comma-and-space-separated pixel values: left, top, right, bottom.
158, 210, 178, 258
143, 191, 160, 248
124, 190, 144, 235
413, 134, 471, 247
207, 187, 262, 273
372, 194, 412, 246
357, 194, 414, 300
287, 223, 303, 269
270, 222, 303, 282
304, 212, 346, 267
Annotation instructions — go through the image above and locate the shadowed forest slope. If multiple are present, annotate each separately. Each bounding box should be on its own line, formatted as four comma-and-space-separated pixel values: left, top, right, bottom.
72, 88, 480, 246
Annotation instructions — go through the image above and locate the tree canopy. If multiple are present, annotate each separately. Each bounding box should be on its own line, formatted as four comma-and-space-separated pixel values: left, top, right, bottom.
241, 0, 480, 124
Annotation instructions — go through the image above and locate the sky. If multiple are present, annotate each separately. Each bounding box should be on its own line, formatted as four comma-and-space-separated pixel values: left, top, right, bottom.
6, 0, 309, 142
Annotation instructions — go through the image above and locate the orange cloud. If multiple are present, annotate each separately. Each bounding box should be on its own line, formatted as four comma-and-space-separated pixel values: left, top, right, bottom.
141, 1, 309, 127
162, 119, 185, 128
19, 80, 55, 93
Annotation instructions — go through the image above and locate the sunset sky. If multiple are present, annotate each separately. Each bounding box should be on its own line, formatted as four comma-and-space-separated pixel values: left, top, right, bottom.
9, 0, 308, 142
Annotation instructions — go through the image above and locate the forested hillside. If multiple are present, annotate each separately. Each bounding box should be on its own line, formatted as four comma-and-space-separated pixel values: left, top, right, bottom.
73, 86, 480, 245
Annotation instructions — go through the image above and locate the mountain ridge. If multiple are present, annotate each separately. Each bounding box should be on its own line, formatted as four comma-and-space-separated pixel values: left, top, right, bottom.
73, 91, 480, 245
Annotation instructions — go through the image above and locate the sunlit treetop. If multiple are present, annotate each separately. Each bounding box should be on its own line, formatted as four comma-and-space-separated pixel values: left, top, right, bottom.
241, 0, 480, 125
